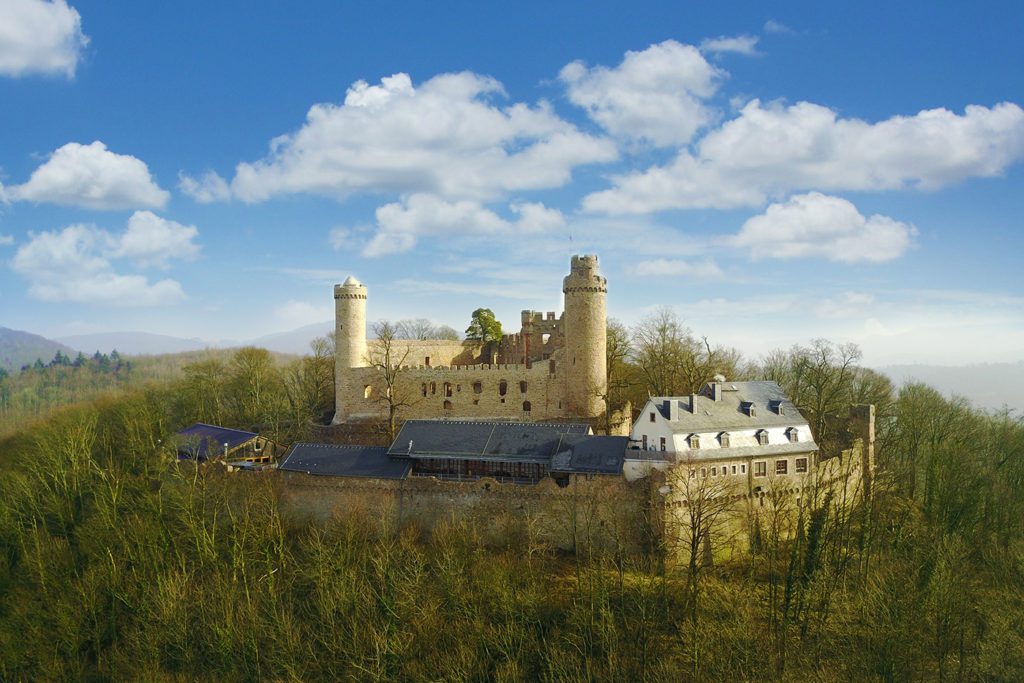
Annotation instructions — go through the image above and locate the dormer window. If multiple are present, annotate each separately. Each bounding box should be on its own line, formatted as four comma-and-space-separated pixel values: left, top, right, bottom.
688, 434, 701, 449
718, 432, 730, 448
770, 400, 784, 415
786, 427, 799, 443
756, 429, 769, 446
742, 401, 756, 417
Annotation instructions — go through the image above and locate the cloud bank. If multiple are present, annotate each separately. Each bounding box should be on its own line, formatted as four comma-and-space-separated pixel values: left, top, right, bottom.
0, 0, 88, 78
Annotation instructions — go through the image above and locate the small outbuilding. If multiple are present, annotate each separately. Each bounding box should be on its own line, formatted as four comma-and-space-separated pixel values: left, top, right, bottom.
174, 422, 280, 463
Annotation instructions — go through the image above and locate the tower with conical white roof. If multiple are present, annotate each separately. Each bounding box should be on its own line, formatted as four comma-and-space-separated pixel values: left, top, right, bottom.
333, 276, 367, 423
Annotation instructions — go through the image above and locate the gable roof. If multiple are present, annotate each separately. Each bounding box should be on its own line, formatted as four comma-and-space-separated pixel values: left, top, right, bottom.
174, 422, 258, 459
279, 444, 411, 479
647, 381, 809, 433
387, 420, 591, 463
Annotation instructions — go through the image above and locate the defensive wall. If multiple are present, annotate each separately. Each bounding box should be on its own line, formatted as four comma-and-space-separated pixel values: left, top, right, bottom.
277, 471, 653, 553
279, 405, 872, 563
333, 255, 608, 425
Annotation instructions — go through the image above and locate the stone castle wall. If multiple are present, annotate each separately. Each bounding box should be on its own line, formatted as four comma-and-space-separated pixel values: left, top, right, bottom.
333, 255, 609, 425
277, 471, 653, 553
337, 349, 573, 422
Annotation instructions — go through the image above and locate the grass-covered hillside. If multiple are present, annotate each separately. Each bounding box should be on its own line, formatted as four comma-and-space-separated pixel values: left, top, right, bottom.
0, 334, 1021, 680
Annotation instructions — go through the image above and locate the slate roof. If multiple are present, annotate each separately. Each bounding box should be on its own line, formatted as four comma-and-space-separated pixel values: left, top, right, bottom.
650, 381, 809, 432
278, 444, 411, 480
175, 423, 258, 460
550, 435, 629, 474
387, 420, 591, 463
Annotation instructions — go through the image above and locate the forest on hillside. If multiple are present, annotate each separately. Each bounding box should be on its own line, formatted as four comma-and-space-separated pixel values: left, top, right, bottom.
0, 313, 1021, 680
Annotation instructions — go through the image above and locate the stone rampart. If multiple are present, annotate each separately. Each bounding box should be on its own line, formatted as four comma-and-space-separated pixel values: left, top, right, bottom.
277, 471, 652, 553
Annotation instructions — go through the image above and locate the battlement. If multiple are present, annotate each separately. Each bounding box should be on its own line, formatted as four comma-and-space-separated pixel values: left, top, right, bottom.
521, 310, 558, 324
570, 254, 600, 275
398, 363, 543, 373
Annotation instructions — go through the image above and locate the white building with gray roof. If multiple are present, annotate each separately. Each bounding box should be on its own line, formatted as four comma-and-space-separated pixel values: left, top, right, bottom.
626, 378, 819, 488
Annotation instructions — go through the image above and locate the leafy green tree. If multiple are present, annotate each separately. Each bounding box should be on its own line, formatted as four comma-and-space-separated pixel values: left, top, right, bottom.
464, 308, 502, 345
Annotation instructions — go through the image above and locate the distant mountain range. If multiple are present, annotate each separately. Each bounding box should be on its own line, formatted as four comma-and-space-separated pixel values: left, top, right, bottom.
247, 322, 334, 354
879, 362, 1024, 413
57, 331, 211, 355
0, 327, 78, 372
14, 321, 335, 359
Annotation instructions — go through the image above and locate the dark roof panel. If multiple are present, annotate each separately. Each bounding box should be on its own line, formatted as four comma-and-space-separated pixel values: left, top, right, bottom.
175, 422, 258, 459
550, 435, 628, 474
279, 444, 410, 479
388, 420, 591, 462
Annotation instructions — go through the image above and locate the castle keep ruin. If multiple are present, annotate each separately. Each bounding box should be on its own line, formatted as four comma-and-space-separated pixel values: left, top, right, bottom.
332, 255, 608, 425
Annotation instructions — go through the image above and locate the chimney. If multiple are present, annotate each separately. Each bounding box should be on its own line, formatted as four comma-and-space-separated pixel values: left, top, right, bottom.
710, 374, 725, 401
663, 398, 678, 421
690, 394, 699, 413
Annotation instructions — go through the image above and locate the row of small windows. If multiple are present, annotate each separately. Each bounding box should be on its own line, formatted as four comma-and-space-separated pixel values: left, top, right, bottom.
420, 380, 530, 398
439, 399, 531, 412
692, 457, 808, 478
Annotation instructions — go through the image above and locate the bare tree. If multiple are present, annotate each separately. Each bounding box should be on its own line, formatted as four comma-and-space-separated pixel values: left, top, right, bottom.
660, 457, 741, 676
632, 308, 742, 397
366, 321, 414, 441
760, 339, 863, 450
600, 319, 634, 432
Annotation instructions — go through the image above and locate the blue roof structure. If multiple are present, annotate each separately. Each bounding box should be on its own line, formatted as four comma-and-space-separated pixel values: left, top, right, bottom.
279, 444, 411, 479
175, 422, 258, 460
387, 420, 591, 463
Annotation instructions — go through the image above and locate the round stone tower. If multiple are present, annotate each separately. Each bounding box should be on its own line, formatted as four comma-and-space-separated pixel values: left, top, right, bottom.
332, 276, 367, 424
562, 255, 607, 420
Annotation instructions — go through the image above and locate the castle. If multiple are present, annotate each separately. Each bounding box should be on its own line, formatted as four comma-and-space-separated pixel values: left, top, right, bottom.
333, 255, 609, 426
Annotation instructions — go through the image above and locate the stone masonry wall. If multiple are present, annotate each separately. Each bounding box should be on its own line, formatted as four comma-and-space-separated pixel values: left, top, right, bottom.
338, 349, 573, 422
277, 470, 653, 553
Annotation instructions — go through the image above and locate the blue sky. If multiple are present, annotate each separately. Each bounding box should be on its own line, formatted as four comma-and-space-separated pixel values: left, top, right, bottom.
1, 0, 1022, 366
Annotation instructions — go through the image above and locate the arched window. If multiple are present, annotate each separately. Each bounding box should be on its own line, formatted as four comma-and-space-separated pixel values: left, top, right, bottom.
363, 385, 372, 399
444, 382, 452, 397
443, 400, 452, 410
421, 383, 428, 397
473, 381, 482, 394
523, 401, 532, 413
430, 382, 436, 395
519, 380, 528, 393
499, 380, 508, 396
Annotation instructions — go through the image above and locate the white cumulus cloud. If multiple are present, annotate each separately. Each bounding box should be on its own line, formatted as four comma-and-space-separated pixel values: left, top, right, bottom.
178, 170, 231, 203
212, 71, 614, 204
0, 234, 13, 246
11, 213, 199, 305
10, 141, 170, 210
700, 35, 760, 56
362, 193, 566, 257
112, 211, 200, 267
0, 0, 88, 78
730, 192, 917, 262
560, 40, 723, 146
584, 100, 1024, 213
